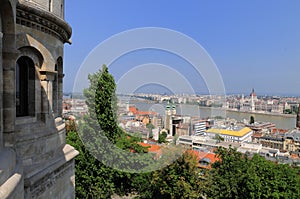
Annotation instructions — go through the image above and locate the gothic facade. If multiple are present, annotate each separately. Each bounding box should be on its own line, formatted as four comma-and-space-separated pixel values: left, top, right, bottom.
0, 0, 78, 198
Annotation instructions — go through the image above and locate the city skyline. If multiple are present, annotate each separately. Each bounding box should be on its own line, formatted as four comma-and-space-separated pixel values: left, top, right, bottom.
64, 0, 300, 96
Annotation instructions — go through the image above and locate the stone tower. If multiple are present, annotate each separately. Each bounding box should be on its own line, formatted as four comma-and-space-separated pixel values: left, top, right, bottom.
297, 104, 300, 128
250, 88, 256, 112
0, 0, 78, 198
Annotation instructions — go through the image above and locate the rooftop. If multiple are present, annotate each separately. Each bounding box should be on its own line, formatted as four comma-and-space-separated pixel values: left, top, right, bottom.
285, 129, 300, 141
139, 142, 161, 152
188, 150, 220, 169
206, 127, 252, 137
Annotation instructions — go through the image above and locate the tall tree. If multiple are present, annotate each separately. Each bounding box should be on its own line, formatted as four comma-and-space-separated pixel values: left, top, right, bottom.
70, 65, 157, 198
250, 115, 255, 124
84, 64, 122, 143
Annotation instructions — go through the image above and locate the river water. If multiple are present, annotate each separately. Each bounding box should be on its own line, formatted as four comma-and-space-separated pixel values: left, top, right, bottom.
132, 102, 296, 130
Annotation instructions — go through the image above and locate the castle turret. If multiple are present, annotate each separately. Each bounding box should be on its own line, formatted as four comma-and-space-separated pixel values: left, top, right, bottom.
166, 101, 171, 116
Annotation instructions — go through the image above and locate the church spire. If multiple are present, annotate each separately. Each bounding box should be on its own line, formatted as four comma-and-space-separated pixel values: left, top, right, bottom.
297, 103, 300, 128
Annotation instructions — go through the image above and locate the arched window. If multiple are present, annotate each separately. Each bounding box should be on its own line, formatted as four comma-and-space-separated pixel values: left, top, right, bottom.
16, 56, 35, 117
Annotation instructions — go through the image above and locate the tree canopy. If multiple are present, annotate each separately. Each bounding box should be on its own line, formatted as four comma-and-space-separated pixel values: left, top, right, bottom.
205, 147, 300, 199
250, 115, 255, 124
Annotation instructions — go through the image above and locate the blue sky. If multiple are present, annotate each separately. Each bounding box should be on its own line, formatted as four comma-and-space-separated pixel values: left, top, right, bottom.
64, 0, 300, 96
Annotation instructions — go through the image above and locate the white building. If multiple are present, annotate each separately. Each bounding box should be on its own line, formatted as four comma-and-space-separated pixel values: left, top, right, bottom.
205, 126, 253, 143
194, 120, 207, 135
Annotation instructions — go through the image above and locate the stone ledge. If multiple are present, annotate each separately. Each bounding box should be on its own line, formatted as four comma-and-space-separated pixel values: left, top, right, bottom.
24, 144, 78, 186
16, 116, 37, 125
55, 117, 63, 126
0, 173, 23, 199
0, 153, 24, 199
15, 121, 57, 142
0, 148, 16, 185
56, 122, 65, 132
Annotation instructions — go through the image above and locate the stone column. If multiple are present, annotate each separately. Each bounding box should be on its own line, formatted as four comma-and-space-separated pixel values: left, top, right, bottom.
57, 73, 64, 116
40, 71, 56, 117
40, 79, 49, 122
48, 80, 53, 114
2, 39, 18, 147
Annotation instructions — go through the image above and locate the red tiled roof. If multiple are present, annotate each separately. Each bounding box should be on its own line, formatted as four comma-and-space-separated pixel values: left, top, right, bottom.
138, 142, 162, 160
139, 142, 161, 152
290, 154, 300, 160
187, 150, 220, 169
272, 128, 288, 133
252, 133, 262, 138
129, 106, 157, 116
129, 106, 138, 114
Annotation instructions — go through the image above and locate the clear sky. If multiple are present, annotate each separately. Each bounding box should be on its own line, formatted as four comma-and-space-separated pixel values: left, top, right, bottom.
64, 0, 300, 96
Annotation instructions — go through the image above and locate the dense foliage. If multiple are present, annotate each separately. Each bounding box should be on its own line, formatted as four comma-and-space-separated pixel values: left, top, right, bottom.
205, 147, 300, 199
148, 151, 204, 199
67, 130, 115, 198
67, 130, 203, 199
158, 131, 167, 143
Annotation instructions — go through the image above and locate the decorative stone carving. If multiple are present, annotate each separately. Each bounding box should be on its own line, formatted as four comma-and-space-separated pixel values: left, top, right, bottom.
16, 3, 71, 44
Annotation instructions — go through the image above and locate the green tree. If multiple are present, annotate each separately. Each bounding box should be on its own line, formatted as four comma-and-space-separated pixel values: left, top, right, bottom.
146, 151, 204, 199
84, 64, 122, 143
115, 134, 148, 153
214, 134, 224, 142
81, 65, 148, 155
250, 115, 255, 124
70, 65, 157, 198
66, 131, 115, 198
284, 109, 292, 114
158, 131, 168, 143
214, 116, 224, 120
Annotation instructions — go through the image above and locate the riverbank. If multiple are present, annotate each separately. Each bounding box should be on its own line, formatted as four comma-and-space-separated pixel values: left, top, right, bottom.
225, 108, 296, 118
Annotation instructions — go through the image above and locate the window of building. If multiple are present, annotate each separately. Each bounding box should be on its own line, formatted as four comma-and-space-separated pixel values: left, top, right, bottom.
16, 56, 35, 117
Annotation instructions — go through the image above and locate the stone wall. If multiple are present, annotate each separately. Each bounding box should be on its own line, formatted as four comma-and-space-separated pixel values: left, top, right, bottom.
0, 1, 23, 196
24, 145, 78, 199
0, 12, 3, 149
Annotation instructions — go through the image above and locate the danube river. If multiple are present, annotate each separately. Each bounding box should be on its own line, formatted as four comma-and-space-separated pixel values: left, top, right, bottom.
133, 102, 296, 130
